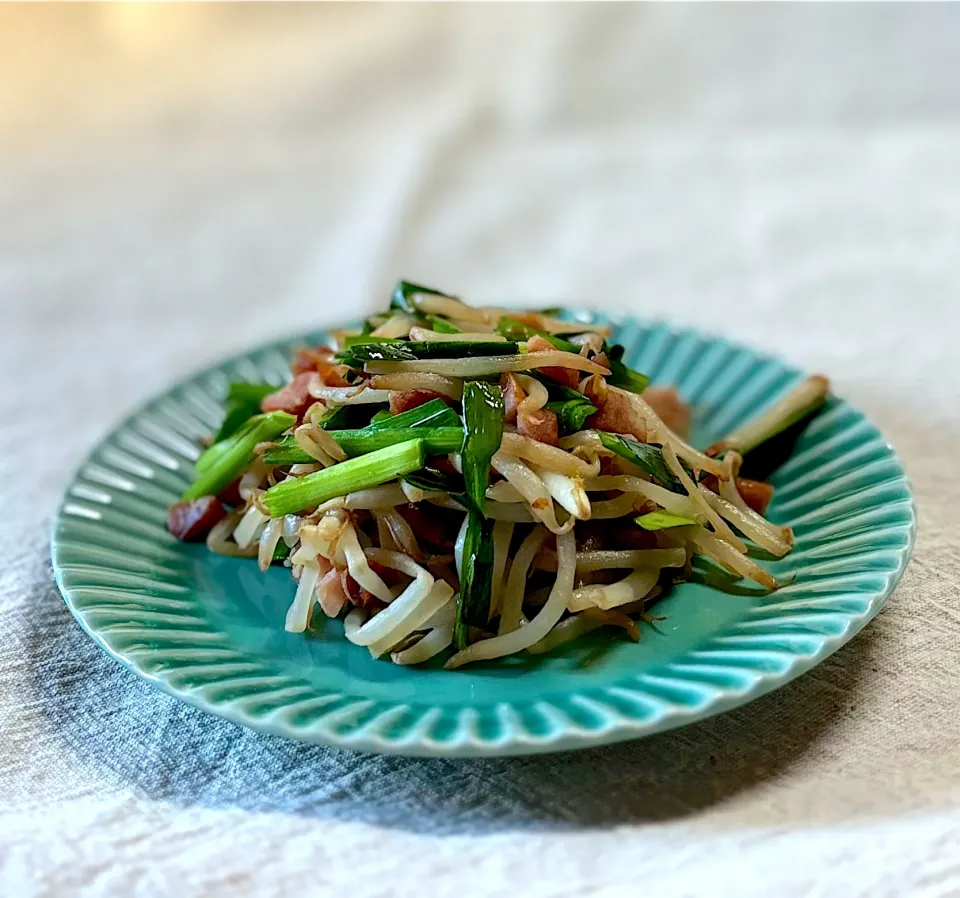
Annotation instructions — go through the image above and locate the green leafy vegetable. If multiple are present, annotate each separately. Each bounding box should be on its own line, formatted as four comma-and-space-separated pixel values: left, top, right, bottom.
596, 432, 688, 490
603, 343, 650, 394
184, 411, 295, 501
634, 510, 698, 531
460, 381, 505, 515
454, 511, 495, 650
262, 439, 425, 516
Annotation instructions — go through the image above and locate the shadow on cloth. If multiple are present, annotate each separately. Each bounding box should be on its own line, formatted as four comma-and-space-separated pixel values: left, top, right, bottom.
27, 550, 885, 835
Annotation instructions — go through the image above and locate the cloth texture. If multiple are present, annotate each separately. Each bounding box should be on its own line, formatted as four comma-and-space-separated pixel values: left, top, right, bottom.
3, 5, 959, 896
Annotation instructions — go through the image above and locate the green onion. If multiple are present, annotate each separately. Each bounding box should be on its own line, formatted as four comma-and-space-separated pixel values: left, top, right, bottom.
495, 316, 581, 353
262, 427, 464, 465
603, 344, 650, 394
262, 439, 425, 516
596, 432, 688, 490
272, 541, 291, 563
460, 381, 505, 515
183, 411, 295, 501
454, 510, 495, 650
635, 510, 697, 530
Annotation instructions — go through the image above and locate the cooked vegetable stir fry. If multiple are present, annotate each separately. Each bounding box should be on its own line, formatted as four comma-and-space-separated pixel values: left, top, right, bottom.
168, 282, 829, 667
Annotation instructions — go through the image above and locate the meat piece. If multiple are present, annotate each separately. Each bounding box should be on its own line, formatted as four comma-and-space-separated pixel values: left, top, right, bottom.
396, 503, 458, 554
389, 389, 448, 416
166, 496, 226, 541
291, 346, 350, 386
574, 521, 607, 552
644, 386, 690, 439
539, 366, 581, 389
518, 407, 559, 446
584, 377, 647, 441
702, 475, 775, 516
735, 478, 774, 515
340, 571, 386, 613
612, 526, 660, 550
317, 567, 349, 618
525, 335, 555, 354
501, 372, 559, 445
501, 373, 525, 425
430, 456, 460, 477
217, 478, 243, 508
260, 371, 315, 419
368, 558, 406, 588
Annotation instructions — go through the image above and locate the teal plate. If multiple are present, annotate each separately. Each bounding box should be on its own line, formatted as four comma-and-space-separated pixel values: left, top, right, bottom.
51, 312, 916, 757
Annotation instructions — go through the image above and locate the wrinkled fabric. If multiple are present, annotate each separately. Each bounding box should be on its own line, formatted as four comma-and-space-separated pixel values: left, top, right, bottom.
3, 5, 960, 897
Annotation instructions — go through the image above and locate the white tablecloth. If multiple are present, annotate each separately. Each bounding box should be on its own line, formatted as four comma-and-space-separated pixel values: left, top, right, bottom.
3, 5, 959, 896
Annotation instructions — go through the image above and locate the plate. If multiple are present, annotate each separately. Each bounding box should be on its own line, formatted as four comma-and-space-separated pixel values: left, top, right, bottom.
51, 312, 916, 756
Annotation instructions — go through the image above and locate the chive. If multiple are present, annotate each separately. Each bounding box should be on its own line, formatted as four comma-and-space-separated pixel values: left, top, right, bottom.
390, 280, 452, 316
460, 381, 505, 515
545, 398, 597, 435
261, 427, 464, 465
210, 383, 279, 443
373, 398, 459, 429
454, 510, 495, 650
227, 383, 278, 404
495, 316, 581, 353
317, 405, 358, 431
342, 334, 406, 348
337, 427, 463, 456
596, 432, 689, 490
336, 340, 519, 368
635, 510, 697, 531
183, 411, 295, 501
262, 439, 426, 516
402, 467, 466, 497
603, 343, 650, 394
426, 315, 461, 334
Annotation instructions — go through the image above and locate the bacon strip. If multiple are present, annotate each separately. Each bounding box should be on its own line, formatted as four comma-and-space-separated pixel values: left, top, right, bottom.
584, 377, 646, 441
291, 346, 351, 386
389, 389, 449, 415
501, 372, 559, 446
260, 371, 315, 419
166, 497, 226, 541
642, 386, 690, 439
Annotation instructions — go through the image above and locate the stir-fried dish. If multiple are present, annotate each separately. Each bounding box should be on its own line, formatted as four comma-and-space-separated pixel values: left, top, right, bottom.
168, 282, 829, 668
